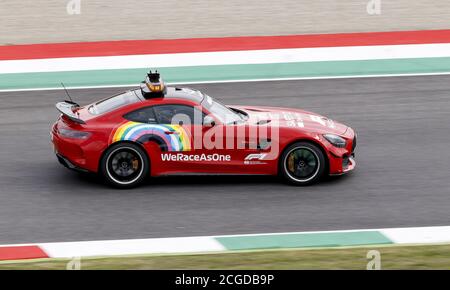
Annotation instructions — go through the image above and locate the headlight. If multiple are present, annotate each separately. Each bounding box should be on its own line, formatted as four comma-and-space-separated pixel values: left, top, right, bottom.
323, 134, 346, 148
58, 128, 91, 139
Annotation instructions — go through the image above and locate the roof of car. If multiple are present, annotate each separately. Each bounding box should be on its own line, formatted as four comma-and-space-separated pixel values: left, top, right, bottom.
134, 86, 204, 103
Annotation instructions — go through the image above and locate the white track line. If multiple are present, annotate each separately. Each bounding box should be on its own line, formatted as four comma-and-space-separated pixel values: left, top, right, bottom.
1, 225, 449, 259
1, 72, 450, 93
39, 237, 225, 258
1, 43, 450, 74
381, 226, 450, 244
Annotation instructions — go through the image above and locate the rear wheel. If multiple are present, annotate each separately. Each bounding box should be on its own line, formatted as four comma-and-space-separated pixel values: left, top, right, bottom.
101, 143, 149, 189
280, 142, 326, 185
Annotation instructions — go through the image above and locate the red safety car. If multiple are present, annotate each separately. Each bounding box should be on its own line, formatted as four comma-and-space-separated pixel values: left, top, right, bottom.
51, 71, 356, 188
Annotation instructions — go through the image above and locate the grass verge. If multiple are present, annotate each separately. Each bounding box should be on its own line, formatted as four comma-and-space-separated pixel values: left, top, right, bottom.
0, 244, 449, 270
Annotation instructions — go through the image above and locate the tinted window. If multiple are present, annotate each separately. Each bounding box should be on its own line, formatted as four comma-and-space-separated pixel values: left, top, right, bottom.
124, 106, 157, 123
153, 105, 204, 125
89, 91, 141, 115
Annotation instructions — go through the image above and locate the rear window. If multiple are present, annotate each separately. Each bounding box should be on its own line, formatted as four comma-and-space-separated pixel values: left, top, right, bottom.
89, 91, 141, 115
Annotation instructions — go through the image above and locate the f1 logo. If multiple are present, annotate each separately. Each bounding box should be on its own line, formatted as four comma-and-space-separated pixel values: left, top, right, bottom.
244, 153, 267, 164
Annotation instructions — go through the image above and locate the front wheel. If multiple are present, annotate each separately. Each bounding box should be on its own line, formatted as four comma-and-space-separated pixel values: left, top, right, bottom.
280, 142, 326, 185
100, 143, 149, 189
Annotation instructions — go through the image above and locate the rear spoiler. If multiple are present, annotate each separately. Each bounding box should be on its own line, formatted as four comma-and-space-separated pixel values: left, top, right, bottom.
55, 101, 86, 124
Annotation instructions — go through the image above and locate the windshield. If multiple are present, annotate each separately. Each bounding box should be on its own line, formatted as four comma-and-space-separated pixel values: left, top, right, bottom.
201, 94, 242, 124
89, 91, 141, 115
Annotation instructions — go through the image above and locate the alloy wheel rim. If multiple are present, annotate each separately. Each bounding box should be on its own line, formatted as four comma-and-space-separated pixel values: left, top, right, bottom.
285, 147, 320, 182
106, 147, 144, 185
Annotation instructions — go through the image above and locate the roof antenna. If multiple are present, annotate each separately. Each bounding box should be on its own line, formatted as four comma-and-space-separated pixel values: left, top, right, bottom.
61, 82, 79, 107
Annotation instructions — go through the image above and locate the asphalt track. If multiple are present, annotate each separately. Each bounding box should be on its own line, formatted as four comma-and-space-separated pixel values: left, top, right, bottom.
1, 76, 450, 244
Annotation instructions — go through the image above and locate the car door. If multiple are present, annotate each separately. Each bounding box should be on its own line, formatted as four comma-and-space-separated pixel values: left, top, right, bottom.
151, 103, 249, 174
218, 122, 274, 174
151, 104, 207, 173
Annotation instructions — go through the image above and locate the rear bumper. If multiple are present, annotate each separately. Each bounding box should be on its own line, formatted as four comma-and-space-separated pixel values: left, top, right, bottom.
56, 153, 89, 173
51, 124, 103, 173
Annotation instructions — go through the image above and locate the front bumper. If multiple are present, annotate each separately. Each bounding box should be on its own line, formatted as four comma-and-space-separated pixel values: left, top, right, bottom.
331, 153, 356, 175
327, 130, 357, 175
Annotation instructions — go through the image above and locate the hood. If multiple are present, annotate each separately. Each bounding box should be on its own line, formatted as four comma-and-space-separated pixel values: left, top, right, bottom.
232, 105, 348, 135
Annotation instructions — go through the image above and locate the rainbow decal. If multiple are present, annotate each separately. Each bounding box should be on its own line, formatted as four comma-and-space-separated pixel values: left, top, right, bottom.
112, 121, 191, 151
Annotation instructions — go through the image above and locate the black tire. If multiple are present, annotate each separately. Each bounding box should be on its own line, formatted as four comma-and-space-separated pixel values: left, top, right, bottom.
100, 143, 149, 189
279, 141, 326, 185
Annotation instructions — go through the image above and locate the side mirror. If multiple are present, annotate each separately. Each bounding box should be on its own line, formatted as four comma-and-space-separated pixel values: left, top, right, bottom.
203, 115, 216, 127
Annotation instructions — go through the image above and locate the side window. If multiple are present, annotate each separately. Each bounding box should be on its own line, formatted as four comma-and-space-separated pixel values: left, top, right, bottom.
124, 107, 157, 123
153, 105, 204, 125
89, 91, 140, 115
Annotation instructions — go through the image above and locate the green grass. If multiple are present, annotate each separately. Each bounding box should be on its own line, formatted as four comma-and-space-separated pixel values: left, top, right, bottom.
1, 244, 450, 270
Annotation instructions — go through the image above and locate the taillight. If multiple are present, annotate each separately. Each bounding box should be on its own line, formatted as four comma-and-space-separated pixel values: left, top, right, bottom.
58, 128, 91, 139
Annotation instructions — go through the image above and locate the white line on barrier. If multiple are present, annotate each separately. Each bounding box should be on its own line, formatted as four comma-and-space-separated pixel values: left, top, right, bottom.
1, 72, 450, 93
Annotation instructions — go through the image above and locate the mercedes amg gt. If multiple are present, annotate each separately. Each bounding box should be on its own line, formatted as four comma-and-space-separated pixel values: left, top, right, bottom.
51, 72, 356, 188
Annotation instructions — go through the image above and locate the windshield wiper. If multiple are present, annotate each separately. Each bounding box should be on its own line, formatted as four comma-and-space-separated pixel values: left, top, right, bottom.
229, 107, 248, 120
